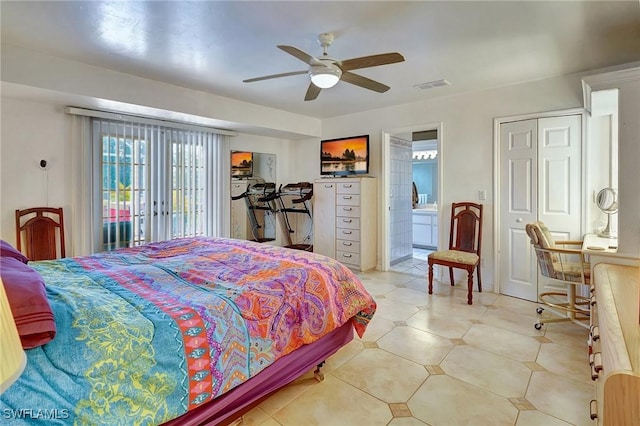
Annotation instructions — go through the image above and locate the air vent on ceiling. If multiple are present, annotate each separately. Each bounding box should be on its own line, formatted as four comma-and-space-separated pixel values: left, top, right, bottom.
414, 79, 451, 90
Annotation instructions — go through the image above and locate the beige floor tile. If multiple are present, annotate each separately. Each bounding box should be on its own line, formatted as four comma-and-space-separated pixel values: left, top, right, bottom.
362, 279, 398, 297
258, 371, 317, 416
536, 343, 592, 385
526, 371, 595, 426
374, 297, 420, 321
320, 339, 364, 374
359, 314, 397, 341
409, 375, 519, 426
515, 410, 573, 426
378, 326, 454, 365
386, 287, 433, 306
272, 375, 392, 426
406, 309, 473, 339
427, 296, 488, 321
240, 406, 271, 426
441, 345, 532, 398
256, 418, 281, 426
389, 417, 430, 425
463, 323, 541, 362
480, 307, 546, 337
333, 348, 429, 402
543, 321, 590, 350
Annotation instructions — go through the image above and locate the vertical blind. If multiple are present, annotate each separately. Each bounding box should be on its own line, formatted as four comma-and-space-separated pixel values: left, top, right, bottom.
93, 118, 223, 250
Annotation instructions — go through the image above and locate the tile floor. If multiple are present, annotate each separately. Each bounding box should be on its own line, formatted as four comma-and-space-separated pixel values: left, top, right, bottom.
240, 253, 594, 426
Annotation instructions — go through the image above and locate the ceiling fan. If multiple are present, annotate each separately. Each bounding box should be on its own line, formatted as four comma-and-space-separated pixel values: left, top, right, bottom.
243, 33, 405, 101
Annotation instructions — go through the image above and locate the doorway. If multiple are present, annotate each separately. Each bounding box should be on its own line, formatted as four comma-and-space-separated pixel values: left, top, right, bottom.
382, 123, 442, 274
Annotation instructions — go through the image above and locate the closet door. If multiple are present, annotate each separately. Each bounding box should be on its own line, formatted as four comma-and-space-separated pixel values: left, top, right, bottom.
499, 115, 582, 301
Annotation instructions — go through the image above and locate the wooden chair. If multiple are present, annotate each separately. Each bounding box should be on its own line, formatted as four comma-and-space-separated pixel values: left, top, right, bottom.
525, 221, 590, 329
15, 207, 65, 260
428, 202, 483, 305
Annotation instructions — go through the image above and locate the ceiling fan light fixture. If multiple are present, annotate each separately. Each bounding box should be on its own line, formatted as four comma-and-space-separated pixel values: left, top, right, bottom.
309, 64, 342, 89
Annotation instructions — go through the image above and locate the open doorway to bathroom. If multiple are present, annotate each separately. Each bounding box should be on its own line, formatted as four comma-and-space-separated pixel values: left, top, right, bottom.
389, 129, 439, 276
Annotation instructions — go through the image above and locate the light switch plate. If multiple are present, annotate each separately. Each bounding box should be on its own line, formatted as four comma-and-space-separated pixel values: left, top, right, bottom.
478, 189, 486, 201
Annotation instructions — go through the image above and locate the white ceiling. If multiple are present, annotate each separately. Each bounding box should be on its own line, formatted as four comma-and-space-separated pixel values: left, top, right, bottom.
1, 1, 639, 119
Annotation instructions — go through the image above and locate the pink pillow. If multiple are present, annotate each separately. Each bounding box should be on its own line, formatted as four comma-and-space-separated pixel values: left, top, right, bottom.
1, 239, 29, 264
1, 256, 56, 349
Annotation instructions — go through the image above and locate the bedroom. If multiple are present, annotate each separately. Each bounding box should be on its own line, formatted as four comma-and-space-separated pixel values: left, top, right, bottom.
1, 1, 640, 425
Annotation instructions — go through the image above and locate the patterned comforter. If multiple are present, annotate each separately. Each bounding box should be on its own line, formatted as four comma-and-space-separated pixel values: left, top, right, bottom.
0, 237, 376, 425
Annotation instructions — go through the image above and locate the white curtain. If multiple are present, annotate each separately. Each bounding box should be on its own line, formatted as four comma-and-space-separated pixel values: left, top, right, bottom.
69, 110, 231, 255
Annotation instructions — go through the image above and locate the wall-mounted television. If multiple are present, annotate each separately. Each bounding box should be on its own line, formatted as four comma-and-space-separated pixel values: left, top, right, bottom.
231, 151, 253, 178
320, 134, 369, 176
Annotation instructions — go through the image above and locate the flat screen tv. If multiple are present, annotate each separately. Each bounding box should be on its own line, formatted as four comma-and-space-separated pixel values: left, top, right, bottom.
231, 151, 253, 178
320, 135, 369, 176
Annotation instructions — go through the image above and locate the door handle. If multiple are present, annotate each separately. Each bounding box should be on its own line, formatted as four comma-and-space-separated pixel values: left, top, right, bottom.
516, 218, 523, 223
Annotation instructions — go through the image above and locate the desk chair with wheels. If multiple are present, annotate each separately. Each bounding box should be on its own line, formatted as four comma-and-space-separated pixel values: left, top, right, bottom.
525, 221, 590, 330
15, 207, 66, 261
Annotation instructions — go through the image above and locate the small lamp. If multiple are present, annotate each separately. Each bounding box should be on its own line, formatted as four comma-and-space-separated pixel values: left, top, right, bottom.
0, 279, 26, 394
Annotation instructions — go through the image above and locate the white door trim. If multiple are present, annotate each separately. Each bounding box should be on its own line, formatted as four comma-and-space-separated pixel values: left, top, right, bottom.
493, 107, 587, 294
381, 121, 443, 271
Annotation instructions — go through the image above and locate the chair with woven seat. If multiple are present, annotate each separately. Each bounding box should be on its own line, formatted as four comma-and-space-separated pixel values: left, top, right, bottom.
15, 207, 66, 261
525, 221, 590, 330
428, 202, 483, 305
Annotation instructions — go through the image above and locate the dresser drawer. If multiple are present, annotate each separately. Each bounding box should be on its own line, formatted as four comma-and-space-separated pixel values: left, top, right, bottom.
337, 250, 360, 266
337, 217, 359, 230
337, 228, 360, 242
337, 182, 360, 195
336, 205, 360, 218
337, 194, 360, 206
337, 239, 359, 254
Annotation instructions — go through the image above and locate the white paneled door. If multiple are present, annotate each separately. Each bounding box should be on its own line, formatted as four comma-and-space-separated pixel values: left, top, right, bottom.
499, 115, 582, 301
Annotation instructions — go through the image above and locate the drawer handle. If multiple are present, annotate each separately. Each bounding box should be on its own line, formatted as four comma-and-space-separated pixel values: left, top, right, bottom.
343, 242, 352, 246
343, 195, 353, 199
590, 400, 598, 420
343, 184, 353, 188
343, 253, 352, 258
590, 325, 600, 341
343, 230, 352, 234
591, 364, 599, 381
324, 184, 333, 188
343, 219, 353, 223
343, 207, 353, 211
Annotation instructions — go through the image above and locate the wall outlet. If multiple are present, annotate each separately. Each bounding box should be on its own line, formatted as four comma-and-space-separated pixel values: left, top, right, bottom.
478, 189, 487, 201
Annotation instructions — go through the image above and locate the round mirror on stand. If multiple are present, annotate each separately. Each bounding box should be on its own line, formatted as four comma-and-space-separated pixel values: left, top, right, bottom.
596, 187, 618, 239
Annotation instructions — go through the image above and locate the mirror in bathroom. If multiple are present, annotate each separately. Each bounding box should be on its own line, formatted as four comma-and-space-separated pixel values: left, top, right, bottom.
230, 152, 277, 242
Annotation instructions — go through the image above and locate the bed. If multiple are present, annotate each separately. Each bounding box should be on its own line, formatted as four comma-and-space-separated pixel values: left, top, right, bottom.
0, 237, 376, 425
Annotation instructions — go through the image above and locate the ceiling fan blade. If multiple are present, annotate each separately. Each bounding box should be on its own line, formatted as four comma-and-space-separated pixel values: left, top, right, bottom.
340, 52, 405, 71
341, 71, 390, 93
304, 83, 321, 101
243, 70, 307, 83
277, 45, 323, 66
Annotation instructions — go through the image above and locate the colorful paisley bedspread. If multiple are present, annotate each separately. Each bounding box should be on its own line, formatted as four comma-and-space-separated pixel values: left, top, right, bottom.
0, 237, 376, 425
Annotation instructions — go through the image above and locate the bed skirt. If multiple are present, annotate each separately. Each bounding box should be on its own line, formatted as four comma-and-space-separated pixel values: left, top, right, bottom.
162, 321, 355, 426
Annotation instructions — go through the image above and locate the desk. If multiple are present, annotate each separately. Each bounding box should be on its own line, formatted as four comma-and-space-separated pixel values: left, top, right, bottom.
582, 234, 618, 254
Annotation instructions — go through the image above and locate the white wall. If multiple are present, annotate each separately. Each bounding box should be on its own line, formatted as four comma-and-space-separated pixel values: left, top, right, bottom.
319, 73, 586, 286
0, 98, 72, 247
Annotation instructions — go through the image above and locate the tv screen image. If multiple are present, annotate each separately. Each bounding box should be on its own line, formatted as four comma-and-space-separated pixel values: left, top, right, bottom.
231, 151, 253, 178
320, 135, 369, 176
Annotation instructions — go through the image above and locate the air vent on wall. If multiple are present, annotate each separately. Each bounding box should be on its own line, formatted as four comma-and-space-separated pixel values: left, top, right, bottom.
414, 79, 451, 90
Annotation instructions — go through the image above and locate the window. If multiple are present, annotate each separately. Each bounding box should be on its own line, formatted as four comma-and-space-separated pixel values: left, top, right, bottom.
94, 119, 223, 251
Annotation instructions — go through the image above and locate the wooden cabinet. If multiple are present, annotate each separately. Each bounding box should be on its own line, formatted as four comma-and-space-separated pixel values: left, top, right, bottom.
313, 177, 377, 271
588, 262, 640, 425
